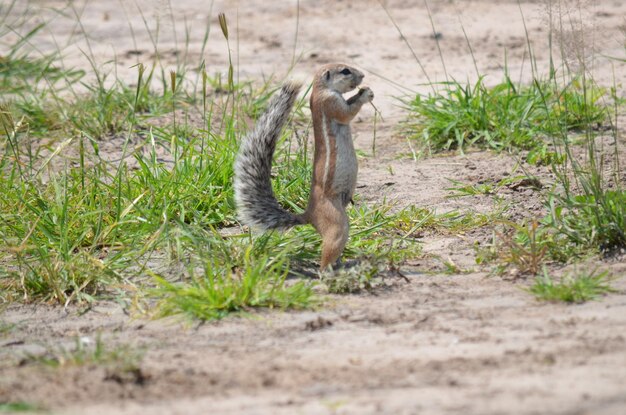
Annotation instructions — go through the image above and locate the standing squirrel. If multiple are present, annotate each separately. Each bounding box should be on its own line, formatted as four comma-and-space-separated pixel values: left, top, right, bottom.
234, 63, 374, 269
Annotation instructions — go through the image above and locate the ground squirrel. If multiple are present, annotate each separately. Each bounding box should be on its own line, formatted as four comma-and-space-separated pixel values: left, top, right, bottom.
234, 63, 374, 269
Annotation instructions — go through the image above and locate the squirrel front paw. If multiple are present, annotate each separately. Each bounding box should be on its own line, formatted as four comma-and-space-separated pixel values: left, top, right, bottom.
358, 86, 374, 103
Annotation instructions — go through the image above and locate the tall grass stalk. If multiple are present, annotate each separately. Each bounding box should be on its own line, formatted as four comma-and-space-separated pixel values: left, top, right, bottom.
424, 0, 448, 83
376, 0, 434, 91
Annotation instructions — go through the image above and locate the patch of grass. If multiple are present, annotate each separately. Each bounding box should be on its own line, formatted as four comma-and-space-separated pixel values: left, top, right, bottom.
547, 190, 626, 254
446, 176, 540, 198
69, 81, 150, 139
151, 232, 316, 321
474, 215, 603, 274
0, 136, 131, 303
528, 268, 615, 303
4, 250, 124, 305
0, 65, 286, 305
538, 72, 625, 255
447, 179, 500, 198
402, 76, 608, 160
0, 18, 83, 139
0, 52, 84, 95
344, 203, 423, 263
0, 77, 311, 307
382, 204, 504, 237
479, 191, 624, 274
129, 125, 238, 227
8, 66, 184, 140
404, 76, 539, 153
465, 77, 625, 269
545, 118, 626, 254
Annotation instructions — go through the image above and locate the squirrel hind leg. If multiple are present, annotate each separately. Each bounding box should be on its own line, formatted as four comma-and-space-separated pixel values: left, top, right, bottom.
320, 230, 349, 270
315, 202, 349, 270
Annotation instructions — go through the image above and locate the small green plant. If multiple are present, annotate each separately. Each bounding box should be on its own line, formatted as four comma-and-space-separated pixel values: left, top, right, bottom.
543, 105, 621, 257
525, 145, 566, 166
548, 78, 608, 130
528, 268, 615, 303
447, 179, 497, 197
547, 187, 626, 254
472, 219, 580, 274
446, 176, 537, 198
497, 221, 549, 276
440, 257, 468, 274
474, 233, 499, 267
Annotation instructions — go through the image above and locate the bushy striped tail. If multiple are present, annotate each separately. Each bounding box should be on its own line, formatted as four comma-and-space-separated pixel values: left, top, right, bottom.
234, 81, 306, 230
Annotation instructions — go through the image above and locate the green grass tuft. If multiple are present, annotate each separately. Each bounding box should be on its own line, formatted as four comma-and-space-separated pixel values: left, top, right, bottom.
403, 76, 608, 161
547, 190, 626, 253
152, 240, 316, 321
528, 268, 615, 303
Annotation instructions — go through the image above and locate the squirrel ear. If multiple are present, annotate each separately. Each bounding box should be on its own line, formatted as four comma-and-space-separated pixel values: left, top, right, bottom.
324, 70, 330, 81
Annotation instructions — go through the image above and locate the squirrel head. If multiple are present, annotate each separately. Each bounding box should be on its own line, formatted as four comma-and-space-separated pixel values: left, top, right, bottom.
316, 64, 364, 93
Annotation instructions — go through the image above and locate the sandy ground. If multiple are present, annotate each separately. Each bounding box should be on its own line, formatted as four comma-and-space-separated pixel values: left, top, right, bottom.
2, 0, 626, 414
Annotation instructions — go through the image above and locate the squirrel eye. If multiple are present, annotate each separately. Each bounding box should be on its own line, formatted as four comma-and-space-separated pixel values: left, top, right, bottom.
339, 68, 352, 75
